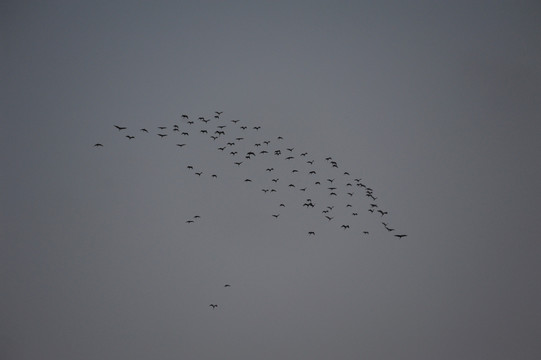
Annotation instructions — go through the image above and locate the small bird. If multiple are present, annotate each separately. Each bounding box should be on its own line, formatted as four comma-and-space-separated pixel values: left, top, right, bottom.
140, 128, 148, 132
209, 304, 217, 309
126, 135, 135, 139
308, 231, 315, 236
114, 125, 127, 131
157, 133, 167, 138
272, 214, 280, 218
94, 143, 103, 147
394, 234, 407, 239
224, 284, 231, 287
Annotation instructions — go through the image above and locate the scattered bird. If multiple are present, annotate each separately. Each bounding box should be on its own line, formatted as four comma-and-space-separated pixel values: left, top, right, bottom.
114, 125, 126, 131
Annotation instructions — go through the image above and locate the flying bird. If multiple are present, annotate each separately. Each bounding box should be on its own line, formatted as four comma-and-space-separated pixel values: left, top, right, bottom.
114, 125, 127, 131
94, 143, 103, 147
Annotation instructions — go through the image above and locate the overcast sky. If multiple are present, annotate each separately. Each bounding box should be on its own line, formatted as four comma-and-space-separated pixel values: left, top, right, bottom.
2, 1, 541, 359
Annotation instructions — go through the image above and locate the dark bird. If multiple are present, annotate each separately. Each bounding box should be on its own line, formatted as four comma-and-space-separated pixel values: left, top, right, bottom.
309, 171, 316, 174
327, 179, 334, 183
301, 152, 308, 156
94, 143, 103, 147
325, 216, 334, 221
224, 284, 231, 287
186, 220, 194, 224
181, 132, 189, 136
279, 203, 285, 207
158, 126, 167, 130
114, 125, 127, 131
286, 148, 294, 152
140, 128, 148, 132
285, 156, 294, 160
176, 144, 186, 147
195, 172, 202, 176
395, 234, 407, 239
266, 168, 274, 172
244, 178, 252, 182
158, 133, 167, 138
308, 231, 315, 236
212, 174, 217, 178
181, 114, 189, 119
231, 120, 240, 123
218, 147, 226, 151
377, 210, 388, 217
341, 225, 350, 230
215, 111, 223, 115
272, 214, 280, 218
272, 178, 279, 183
307, 160, 314, 165
126, 135, 135, 139
241, 126, 247, 130
209, 304, 217, 309
234, 162, 243, 166
253, 126, 261, 130
187, 165, 193, 170
200, 129, 208, 134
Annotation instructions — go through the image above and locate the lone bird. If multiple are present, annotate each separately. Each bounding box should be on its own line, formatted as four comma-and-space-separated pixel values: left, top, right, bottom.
394, 234, 407, 239
114, 125, 127, 131
209, 304, 218, 309
94, 143, 103, 147
224, 284, 231, 287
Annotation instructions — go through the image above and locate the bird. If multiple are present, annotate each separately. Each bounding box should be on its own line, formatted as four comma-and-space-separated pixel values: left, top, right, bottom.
157, 133, 167, 138
94, 143, 103, 147
114, 125, 127, 131
126, 135, 135, 139
209, 304, 217, 309
140, 128, 148, 132
224, 284, 231, 287
394, 234, 407, 239
308, 231, 315, 236
272, 214, 280, 218
158, 126, 167, 130
176, 144, 186, 147
181, 114, 189, 119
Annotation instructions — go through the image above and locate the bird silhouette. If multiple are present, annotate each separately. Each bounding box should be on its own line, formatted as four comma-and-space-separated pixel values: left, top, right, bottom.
114, 125, 127, 131
94, 143, 103, 147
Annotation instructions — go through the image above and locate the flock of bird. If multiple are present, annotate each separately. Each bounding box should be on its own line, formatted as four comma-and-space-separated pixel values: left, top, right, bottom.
95, 111, 407, 309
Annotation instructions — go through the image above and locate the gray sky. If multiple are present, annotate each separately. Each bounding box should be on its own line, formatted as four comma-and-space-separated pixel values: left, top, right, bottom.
2, 1, 541, 359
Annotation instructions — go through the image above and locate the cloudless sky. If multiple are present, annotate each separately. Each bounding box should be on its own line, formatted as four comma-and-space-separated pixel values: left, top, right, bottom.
2, 1, 541, 359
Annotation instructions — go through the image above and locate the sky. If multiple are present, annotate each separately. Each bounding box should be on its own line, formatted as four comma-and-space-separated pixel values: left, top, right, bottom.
2, 1, 541, 359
